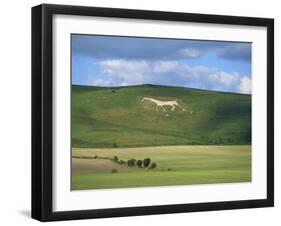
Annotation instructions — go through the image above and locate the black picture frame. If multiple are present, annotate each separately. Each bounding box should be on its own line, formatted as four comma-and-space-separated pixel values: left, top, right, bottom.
32, 4, 274, 222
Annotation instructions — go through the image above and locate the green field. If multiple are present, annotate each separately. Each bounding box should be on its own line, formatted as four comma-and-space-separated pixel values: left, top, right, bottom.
72, 85, 251, 190
72, 84, 251, 148
72, 145, 251, 190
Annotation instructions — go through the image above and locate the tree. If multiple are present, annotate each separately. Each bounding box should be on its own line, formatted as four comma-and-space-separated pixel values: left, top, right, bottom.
136, 160, 143, 168
150, 162, 157, 169
143, 158, 151, 168
113, 156, 118, 162
119, 160, 125, 164
127, 158, 136, 167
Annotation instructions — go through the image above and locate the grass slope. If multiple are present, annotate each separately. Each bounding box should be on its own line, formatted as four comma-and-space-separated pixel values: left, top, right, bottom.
72, 84, 251, 148
72, 145, 251, 190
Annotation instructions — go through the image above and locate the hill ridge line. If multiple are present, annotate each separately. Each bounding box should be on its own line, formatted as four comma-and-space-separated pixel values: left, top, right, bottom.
72, 84, 251, 96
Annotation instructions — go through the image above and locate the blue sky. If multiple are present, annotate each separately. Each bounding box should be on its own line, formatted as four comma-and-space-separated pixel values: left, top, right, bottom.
72, 34, 252, 94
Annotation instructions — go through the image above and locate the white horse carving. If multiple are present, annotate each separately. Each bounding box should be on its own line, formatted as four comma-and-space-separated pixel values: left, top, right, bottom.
141, 97, 186, 112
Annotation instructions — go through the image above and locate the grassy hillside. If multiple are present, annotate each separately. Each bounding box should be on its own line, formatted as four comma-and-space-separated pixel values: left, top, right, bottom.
72, 84, 251, 148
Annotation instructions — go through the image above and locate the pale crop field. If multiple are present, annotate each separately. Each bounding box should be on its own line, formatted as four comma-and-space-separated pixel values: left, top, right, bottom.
72, 145, 251, 190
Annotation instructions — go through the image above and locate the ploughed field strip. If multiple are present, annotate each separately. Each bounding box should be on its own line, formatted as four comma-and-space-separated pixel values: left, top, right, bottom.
72, 145, 251, 190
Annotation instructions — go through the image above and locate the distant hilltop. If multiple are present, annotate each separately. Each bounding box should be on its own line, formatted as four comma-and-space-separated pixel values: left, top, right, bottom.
72, 83, 251, 96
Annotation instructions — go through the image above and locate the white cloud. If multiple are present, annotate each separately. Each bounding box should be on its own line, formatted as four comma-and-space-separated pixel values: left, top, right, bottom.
238, 76, 252, 94
178, 48, 202, 58
205, 71, 240, 89
98, 59, 149, 85
89, 78, 113, 87
153, 61, 178, 73
91, 59, 251, 94
99, 59, 149, 75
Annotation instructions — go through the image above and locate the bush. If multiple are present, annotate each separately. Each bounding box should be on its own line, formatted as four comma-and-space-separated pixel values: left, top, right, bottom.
143, 158, 151, 168
113, 142, 118, 148
113, 156, 119, 162
119, 160, 125, 164
127, 158, 136, 167
111, 169, 118, 173
93, 155, 98, 159
150, 162, 157, 169
136, 160, 143, 168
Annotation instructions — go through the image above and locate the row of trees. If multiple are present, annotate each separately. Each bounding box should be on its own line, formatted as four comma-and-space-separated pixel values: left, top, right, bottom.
113, 156, 157, 169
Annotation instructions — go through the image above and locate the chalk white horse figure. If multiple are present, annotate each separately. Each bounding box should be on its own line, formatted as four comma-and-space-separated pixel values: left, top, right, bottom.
141, 97, 186, 112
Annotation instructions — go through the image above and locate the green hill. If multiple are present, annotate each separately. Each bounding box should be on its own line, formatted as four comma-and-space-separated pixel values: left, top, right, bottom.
72, 84, 251, 148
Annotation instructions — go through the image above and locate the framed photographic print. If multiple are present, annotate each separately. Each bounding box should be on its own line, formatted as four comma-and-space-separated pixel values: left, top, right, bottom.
32, 4, 274, 221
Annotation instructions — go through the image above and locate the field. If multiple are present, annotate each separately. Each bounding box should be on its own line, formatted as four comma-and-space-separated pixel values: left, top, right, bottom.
72, 85, 251, 148
71, 85, 251, 190
72, 145, 251, 190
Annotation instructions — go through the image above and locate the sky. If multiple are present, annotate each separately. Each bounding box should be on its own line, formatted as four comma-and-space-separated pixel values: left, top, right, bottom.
72, 34, 252, 94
